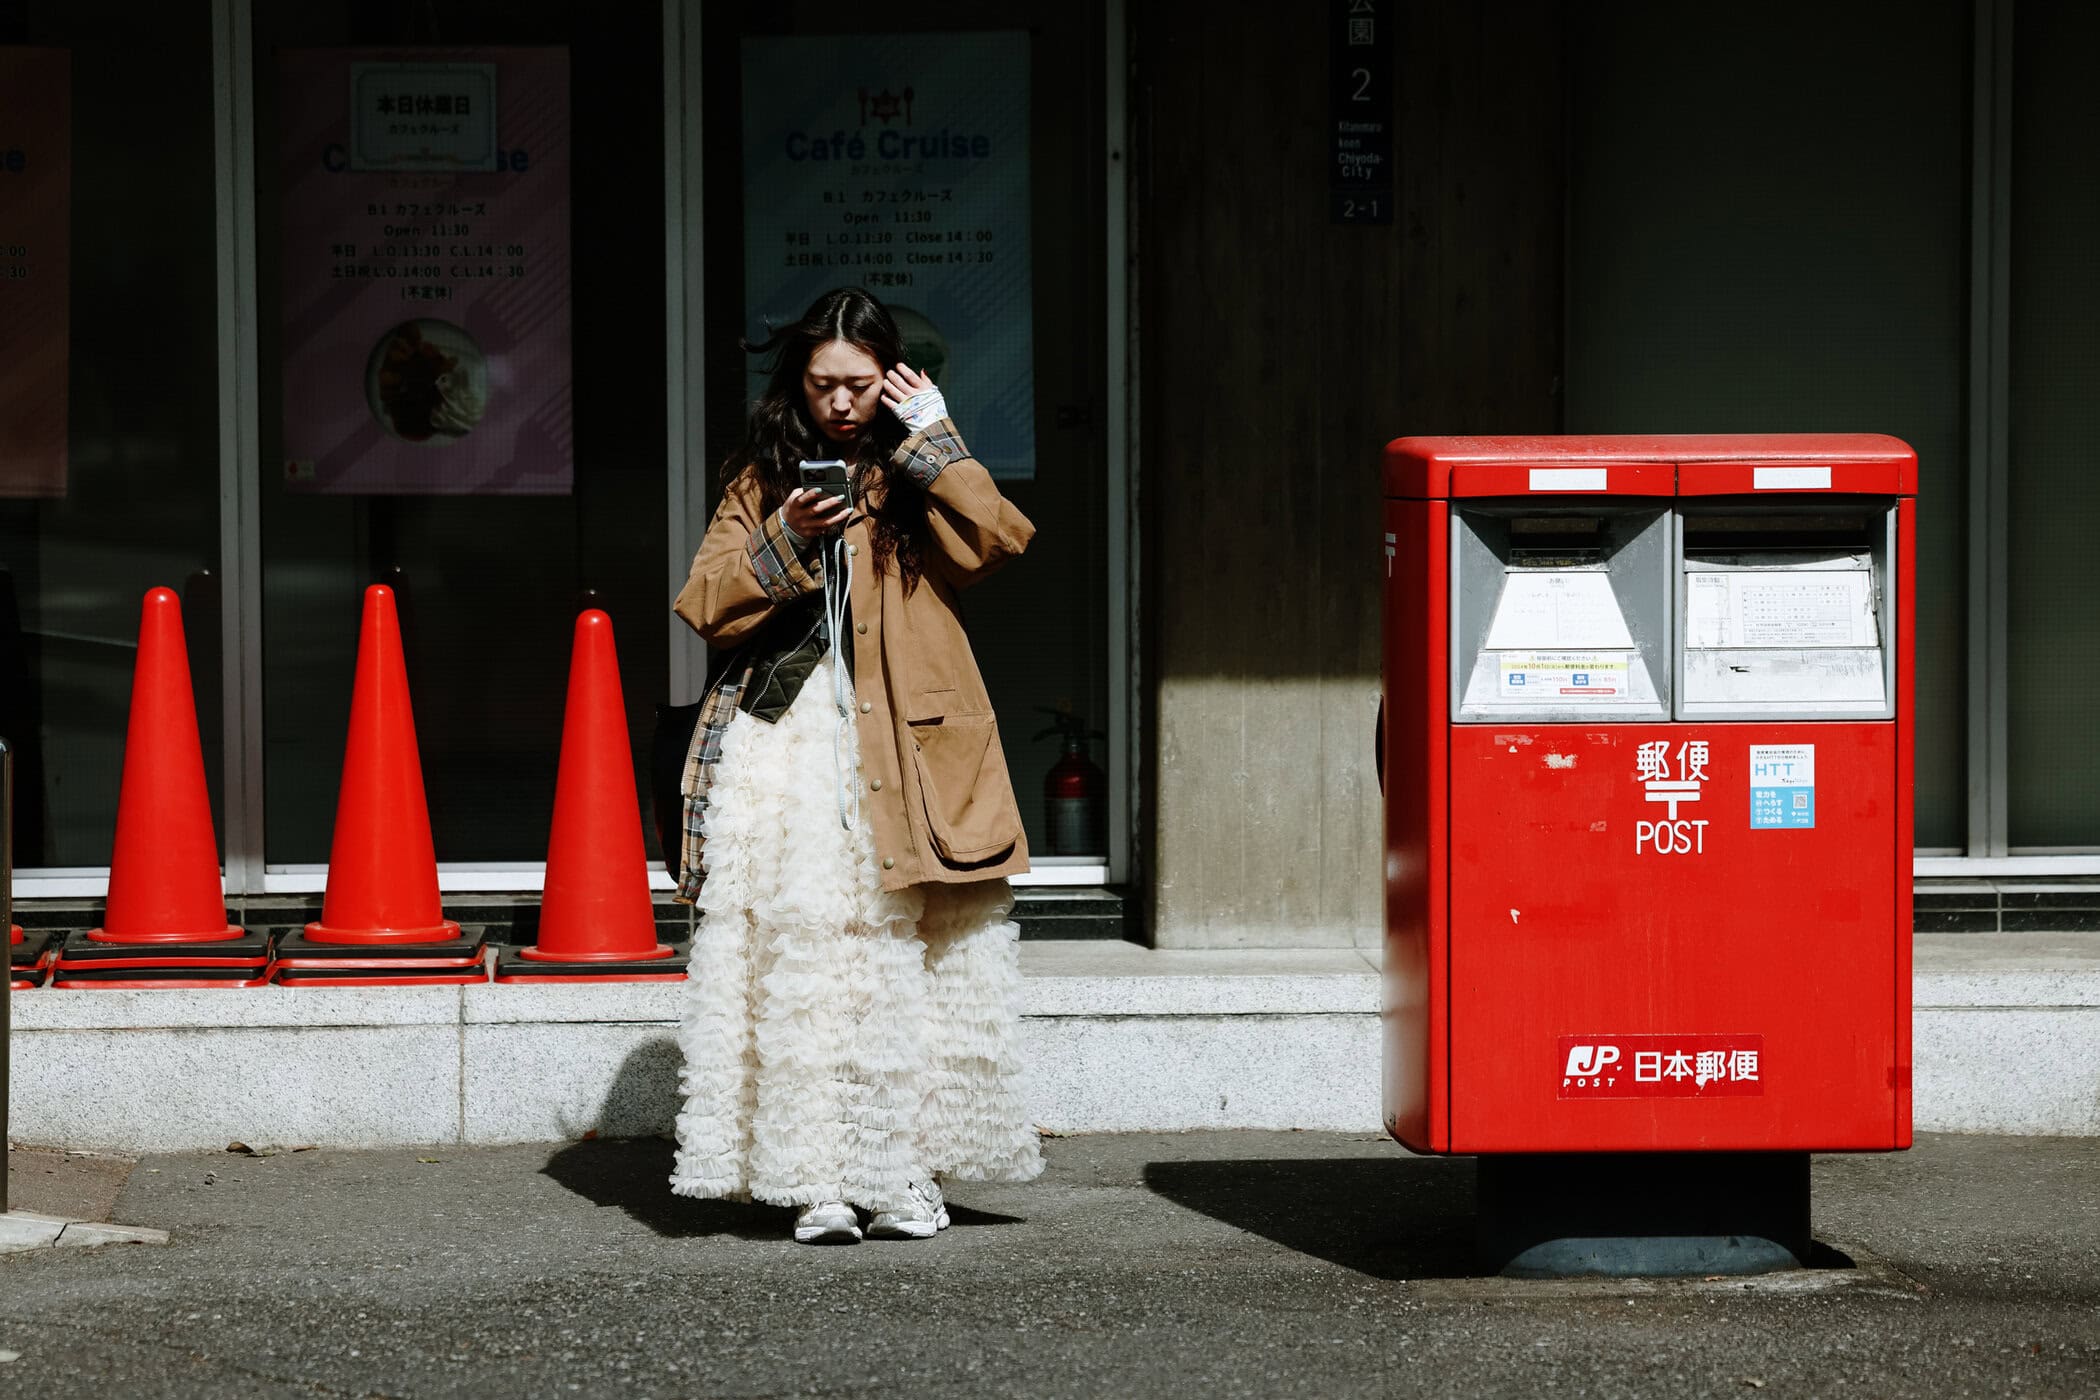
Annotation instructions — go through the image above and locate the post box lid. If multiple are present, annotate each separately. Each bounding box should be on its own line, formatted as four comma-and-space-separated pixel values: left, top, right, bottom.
1383, 434, 1918, 500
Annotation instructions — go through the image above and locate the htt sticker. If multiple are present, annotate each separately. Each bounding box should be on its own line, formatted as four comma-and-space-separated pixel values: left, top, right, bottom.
1749, 744, 1815, 829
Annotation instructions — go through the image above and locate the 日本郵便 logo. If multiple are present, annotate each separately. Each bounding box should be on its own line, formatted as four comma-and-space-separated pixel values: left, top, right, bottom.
1563, 1043, 1622, 1083
1559, 1034, 1764, 1099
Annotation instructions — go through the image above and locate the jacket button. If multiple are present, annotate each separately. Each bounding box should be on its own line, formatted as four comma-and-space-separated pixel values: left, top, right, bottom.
870, 777, 884, 792
847, 543, 859, 557
882, 857, 895, 870
855, 622, 867, 635
859, 701, 872, 714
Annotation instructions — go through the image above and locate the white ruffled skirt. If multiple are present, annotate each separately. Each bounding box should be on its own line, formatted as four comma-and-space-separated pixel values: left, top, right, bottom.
669, 656, 1043, 1213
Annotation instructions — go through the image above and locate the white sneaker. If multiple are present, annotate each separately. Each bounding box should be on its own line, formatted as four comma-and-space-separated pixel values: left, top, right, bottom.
866, 1180, 949, 1240
792, 1200, 862, 1245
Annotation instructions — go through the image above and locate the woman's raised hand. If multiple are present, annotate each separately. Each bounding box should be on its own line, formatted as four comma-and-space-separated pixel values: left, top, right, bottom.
781, 486, 852, 540
882, 365, 948, 433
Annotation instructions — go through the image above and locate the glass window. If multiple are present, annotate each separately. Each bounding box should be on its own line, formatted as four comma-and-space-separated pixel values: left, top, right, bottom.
250, 1, 669, 865
1563, 0, 1971, 850
701, 3, 1112, 860
2008, 0, 2100, 849
0, 6, 223, 870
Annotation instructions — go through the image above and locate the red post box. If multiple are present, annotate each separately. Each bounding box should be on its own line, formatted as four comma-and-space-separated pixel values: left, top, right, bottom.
1381, 435, 1915, 1272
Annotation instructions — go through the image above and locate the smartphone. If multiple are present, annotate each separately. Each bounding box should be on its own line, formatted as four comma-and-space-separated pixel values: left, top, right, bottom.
798, 459, 852, 510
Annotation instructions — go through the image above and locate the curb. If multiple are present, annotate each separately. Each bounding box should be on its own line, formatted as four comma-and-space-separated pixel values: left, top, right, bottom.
0, 1210, 169, 1254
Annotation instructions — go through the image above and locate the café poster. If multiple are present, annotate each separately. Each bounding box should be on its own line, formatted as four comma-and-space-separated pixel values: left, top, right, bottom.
742, 33, 1036, 479
0, 48, 70, 499
279, 48, 573, 495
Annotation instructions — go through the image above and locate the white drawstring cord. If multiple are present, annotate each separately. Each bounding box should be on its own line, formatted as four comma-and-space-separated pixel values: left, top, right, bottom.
822, 531, 860, 832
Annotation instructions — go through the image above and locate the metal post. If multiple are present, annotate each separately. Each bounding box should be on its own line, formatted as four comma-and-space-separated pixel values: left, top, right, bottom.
212, 0, 266, 896
2, 737, 13, 1211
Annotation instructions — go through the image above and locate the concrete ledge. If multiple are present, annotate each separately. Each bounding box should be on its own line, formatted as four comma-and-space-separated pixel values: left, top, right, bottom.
1026, 1015, 1378, 1132
1914, 1010, 2100, 1135
463, 981, 686, 1025
11, 984, 464, 1030
1021, 940, 1379, 1016
1914, 932, 2100, 1007
6, 934, 2095, 1150
25, 1026, 463, 1148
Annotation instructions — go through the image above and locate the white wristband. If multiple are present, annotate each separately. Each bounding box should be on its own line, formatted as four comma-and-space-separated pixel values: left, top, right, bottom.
892, 386, 948, 434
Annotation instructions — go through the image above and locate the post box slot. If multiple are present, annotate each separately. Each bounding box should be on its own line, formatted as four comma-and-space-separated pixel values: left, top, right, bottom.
1452, 504, 1671, 722
1675, 504, 1896, 719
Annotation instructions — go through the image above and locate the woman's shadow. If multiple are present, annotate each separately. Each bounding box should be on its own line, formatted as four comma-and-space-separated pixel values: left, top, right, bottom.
536, 1043, 1022, 1237
541, 1136, 781, 1240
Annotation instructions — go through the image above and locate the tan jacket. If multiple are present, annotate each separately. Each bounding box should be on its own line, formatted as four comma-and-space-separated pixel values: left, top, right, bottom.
674, 421, 1035, 892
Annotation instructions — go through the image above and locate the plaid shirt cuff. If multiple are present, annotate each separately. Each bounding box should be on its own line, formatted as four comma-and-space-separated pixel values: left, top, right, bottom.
891, 419, 970, 489
745, 507, 824, 602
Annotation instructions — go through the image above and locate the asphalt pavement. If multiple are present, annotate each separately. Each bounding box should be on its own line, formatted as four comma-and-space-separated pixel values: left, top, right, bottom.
2, 1131, 2096, 1398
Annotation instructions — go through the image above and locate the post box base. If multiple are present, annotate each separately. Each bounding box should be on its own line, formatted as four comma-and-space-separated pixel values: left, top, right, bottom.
1475, 1151, 1812, 1278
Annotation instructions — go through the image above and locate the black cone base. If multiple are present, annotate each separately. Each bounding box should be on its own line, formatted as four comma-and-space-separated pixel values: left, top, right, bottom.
56, 927, 272, 973
272, 926, 486, 964
494, 941, 690, 983
271, 925, 489, 984
274, 965, 488, 986
10, 928, 55, 987
53, 964, 272, 988
9, 927, 55, 971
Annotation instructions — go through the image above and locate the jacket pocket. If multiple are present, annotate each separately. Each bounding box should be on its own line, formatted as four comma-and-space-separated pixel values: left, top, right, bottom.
908, 714, 1022, 863
902, 687, 957, 722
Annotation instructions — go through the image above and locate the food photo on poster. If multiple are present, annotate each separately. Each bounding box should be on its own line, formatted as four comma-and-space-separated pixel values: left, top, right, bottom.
277, 47, 573, 495
366, 318, 489, 444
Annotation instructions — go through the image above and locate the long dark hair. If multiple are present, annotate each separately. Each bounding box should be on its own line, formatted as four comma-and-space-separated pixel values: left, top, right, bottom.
727, 287, 927, 589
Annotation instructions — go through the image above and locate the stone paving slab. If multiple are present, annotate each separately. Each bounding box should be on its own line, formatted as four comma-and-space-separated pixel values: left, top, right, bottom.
0, 1210, 167, 1254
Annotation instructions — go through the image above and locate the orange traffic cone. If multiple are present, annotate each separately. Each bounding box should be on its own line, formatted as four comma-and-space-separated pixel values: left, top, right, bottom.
303, 584, 461, 946
516, 611, 671, 967
87, 588, 241, 944
7, 925, 31, 988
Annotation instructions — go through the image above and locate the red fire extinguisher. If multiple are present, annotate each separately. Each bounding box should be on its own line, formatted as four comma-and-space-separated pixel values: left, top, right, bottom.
1034, 704, 1107, 856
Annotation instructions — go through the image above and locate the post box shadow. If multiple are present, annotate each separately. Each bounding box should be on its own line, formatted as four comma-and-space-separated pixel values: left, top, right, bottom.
1142, 1157, 1477, 1280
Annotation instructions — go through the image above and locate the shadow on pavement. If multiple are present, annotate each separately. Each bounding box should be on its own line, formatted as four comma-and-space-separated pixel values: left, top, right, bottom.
540, 1137, 781, 1240
1142, 1157, 1477, 1280
539, 1137, 1027, 1238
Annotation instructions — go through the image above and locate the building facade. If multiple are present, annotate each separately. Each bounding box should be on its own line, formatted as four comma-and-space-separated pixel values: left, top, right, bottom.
0, 0, 2091, 949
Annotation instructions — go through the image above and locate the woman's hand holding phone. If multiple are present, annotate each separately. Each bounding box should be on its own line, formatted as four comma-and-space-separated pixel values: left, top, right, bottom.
782, 486, 852, 539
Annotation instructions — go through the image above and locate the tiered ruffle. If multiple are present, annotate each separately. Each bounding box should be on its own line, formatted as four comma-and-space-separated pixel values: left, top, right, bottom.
669, 657, 1042, 1212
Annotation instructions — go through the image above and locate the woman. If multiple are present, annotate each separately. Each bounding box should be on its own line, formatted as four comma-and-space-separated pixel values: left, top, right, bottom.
668, 287, 1043, 1244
